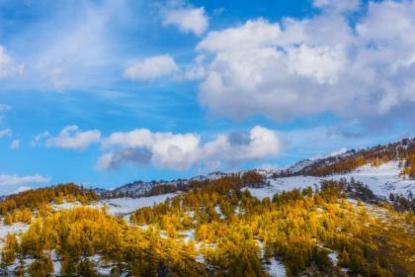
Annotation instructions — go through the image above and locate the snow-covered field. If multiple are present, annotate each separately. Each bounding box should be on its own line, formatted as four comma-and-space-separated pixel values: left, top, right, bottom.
0, 222, 29, 250
333, 161, 415, 197
93, 193, 179, 216
248, 161, 415, 200
248, 176, 323, 200
51, 192, 180, 217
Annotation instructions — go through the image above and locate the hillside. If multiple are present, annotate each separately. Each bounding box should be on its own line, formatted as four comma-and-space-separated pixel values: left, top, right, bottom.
283, 138, 415, 178
95, 138, 415, 202
0, 139, 414, 276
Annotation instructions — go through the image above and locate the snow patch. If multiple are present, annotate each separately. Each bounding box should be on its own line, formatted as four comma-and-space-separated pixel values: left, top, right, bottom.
328, 251, 338, 265
92, 193, 179, 216
0, 222, 29, 250
264, 258, 287, 277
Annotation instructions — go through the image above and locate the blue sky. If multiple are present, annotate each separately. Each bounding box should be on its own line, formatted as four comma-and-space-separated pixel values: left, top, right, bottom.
0, 0, 414, 194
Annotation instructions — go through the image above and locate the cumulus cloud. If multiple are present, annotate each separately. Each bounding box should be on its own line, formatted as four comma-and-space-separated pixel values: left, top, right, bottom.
162, 2, 208, 35
45, 125, 101, 150
98, 126, 280, 170
100, 129, 201, 170
0, 174, 50, 186
194, 0, 415, 121
124, 55, 179, 81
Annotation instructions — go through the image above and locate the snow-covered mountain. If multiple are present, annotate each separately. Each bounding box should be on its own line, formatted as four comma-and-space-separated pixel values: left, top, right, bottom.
96, 138, 415, 201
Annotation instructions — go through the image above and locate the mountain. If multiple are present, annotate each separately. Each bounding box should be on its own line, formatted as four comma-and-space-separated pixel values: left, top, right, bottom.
259, 137, 415, 199
286, 138, 415, 177
1, 138, 414, 276
97, 171, 235, 199
98, 138, 415, 201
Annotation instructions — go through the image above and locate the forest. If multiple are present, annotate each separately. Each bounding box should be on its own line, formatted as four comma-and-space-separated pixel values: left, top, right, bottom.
0, 174, 414, 276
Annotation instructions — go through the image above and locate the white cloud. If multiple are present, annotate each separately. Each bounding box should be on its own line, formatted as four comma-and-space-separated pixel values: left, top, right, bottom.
0, 174, 50, 186
329, 147, 348, 157
0, 128, 12, 138
100, 129, 201, 170
197, 19, 279, 52
0, 46, 23, 79
10, 139, 20, 150
31, 131, 50, 147
99, 126, 280, 170
162, 4, 208, 35
123, 55, 179, 81
313, 0, 360, 13
46, 125, 101, 150
0, 104, 11, 123
5, 0, 132, 90
194, 1, 415, 121
0, 104, 11, 113
14, 186, 32, 194
286, 44, 345, 85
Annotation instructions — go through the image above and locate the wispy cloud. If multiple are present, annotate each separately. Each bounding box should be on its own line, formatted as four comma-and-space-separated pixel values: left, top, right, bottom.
4, 0, 132, 90
0, 128, 12, 138
0, 174, 50, 187
10, 139, 20, 150
0, 46, 24, 79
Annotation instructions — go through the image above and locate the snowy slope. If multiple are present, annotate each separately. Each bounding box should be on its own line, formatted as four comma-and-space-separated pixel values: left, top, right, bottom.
332, 161, 415, 198
51, 193, 180, 216
248, 176, 322, 200
91, 193, 179, 216
248, 160, 415, 200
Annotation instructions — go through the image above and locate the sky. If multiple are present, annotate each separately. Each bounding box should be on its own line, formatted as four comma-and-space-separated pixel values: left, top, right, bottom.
1, 0, 415, 194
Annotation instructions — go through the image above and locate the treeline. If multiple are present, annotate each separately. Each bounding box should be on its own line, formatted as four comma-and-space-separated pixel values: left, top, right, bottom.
0, 183, 97, 216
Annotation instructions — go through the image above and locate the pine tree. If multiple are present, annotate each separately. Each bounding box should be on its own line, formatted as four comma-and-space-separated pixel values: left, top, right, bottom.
1, 234, 18, 266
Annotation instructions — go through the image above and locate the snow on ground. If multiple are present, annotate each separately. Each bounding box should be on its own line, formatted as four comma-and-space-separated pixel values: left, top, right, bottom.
195, 254, 205, 264
248, 161, 415, 200
51, 250, 61, 275
264, 258, 287, 277
214, 205, 225, 220
332, 161, 415, 197
328, 251, 338, 265
92, 193, 179, 216
247, 176, 322, 200
179, 229, 195, 243
257, 240, 287, 277
0, 222, 29, 250
50, 193, 179, 216
52, 201, 82, 211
